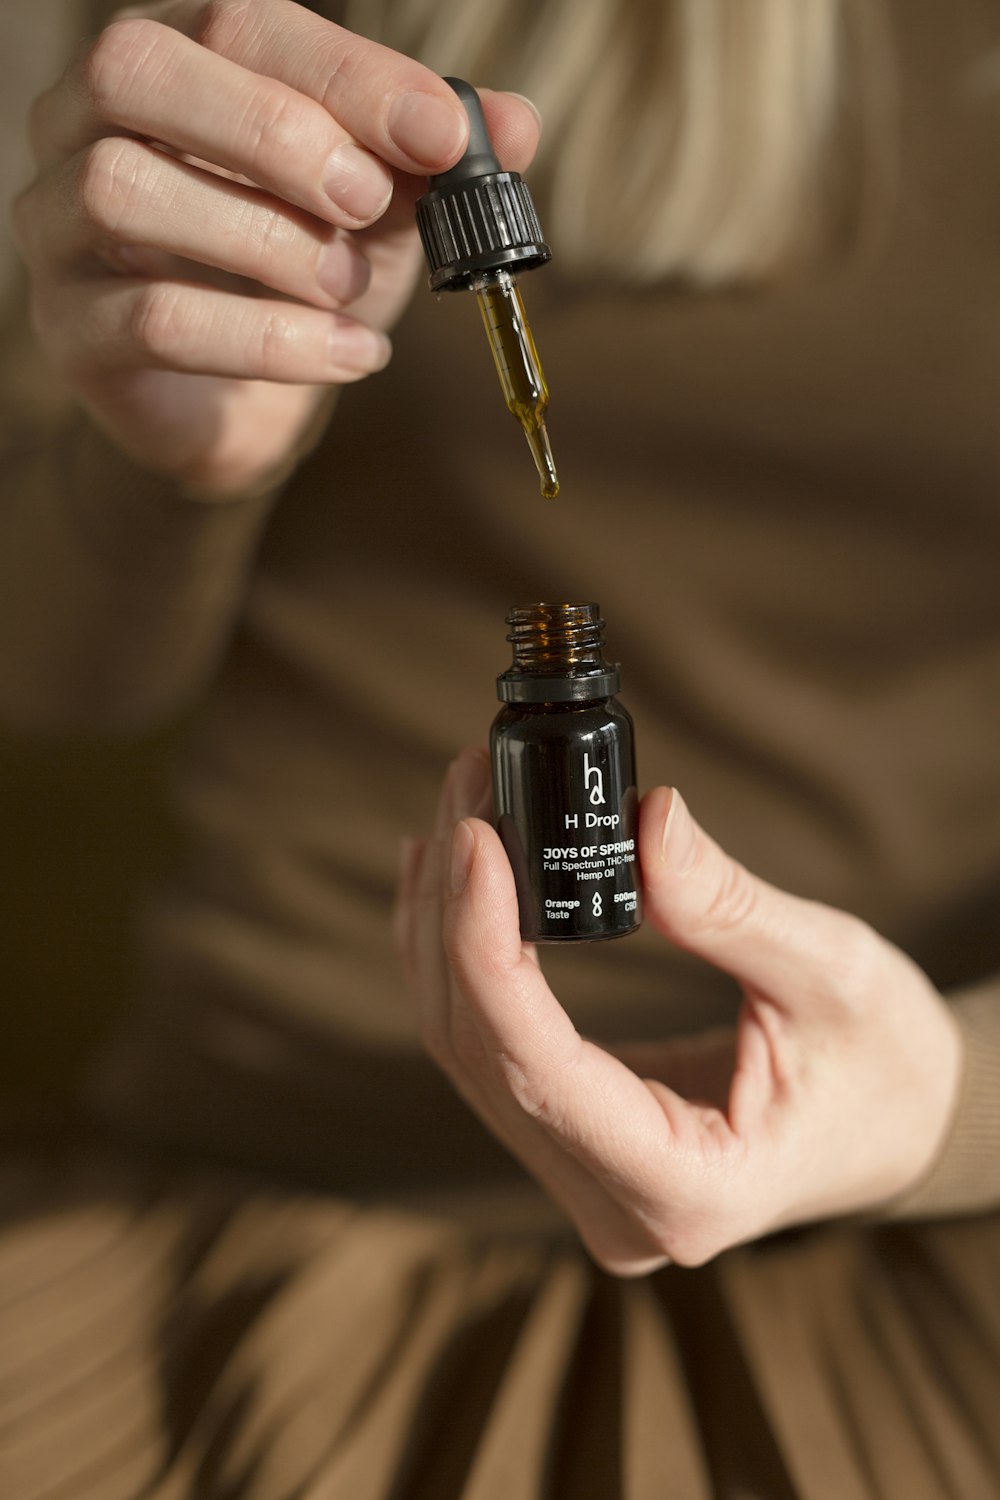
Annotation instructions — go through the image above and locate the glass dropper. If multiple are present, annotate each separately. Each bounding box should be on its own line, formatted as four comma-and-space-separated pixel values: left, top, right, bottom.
416, 78, 558, 499
474, 269, 558, 498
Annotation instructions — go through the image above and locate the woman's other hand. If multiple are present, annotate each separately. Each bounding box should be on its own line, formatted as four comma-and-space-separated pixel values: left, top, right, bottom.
397, 748, 963, 1276
10, 1, 540, 495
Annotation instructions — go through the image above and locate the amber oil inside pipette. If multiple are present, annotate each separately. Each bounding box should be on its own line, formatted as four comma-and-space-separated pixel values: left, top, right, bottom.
474, 269, 559, 498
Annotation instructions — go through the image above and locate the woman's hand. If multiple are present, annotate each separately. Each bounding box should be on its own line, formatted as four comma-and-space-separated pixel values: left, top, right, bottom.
10, 0, 540, 495
397, 748, 963, 1275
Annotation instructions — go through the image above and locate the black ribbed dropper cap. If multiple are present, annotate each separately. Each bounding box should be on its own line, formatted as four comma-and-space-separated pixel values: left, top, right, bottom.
415, 78, 551, 291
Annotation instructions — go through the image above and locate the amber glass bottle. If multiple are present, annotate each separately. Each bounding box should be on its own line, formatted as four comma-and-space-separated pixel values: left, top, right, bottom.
490, 603, 642, 942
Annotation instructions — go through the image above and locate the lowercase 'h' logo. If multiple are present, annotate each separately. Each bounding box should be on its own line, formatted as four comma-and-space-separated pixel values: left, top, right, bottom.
583, 752, 605, 806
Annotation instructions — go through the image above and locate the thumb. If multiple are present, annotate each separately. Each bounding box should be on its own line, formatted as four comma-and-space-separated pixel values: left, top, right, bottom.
639, 787, 858, 1007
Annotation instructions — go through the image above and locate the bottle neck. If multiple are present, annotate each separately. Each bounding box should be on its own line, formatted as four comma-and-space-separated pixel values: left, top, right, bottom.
497, 603, 621, 704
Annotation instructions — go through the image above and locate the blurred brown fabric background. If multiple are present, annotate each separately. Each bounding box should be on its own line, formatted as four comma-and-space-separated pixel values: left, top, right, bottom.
0, 3, 170, 1135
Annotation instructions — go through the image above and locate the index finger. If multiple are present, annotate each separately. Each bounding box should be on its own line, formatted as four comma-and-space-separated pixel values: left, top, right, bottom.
161, 0, 471, 173
38, 6, 539, 231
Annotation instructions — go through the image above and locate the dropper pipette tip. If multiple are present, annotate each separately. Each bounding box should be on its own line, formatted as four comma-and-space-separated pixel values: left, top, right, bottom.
529, 422, 559, 499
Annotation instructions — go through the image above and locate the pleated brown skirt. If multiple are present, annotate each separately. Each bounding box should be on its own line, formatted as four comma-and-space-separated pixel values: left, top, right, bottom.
2, 1155, 999, 1500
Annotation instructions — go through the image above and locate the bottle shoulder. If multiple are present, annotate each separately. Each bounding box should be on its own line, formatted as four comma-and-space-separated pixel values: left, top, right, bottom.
491, 697, 634, 743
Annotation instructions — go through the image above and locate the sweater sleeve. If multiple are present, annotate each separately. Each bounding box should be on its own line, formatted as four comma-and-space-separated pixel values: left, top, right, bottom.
879, 979, 1000, 1220
0, 290, 294, 735
0, 0, 347, 737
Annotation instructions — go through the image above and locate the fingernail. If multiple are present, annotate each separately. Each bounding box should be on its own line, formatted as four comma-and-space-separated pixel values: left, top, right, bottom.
507, 91, 543, 131
317, 234, 371, 301
451, 820, 475, 893
329, 319, 392, 373
660, 788, 680, 856
324, 142, 393, 222
387, 90, 467, 167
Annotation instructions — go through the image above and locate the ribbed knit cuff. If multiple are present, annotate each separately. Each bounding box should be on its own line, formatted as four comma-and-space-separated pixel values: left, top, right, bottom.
882, 980, 1000, 1220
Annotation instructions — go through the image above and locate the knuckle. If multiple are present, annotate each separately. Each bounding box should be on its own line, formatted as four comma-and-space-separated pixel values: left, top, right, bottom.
579, 1199, 730, 1274
77, 137, 147, 235
316, 32, 370, 112
43, 287, 104, 381
80, 18, 165, 117
656, 1203, 730, 1267
496, 1042, 573, 1126
819, 912, 883, 1012
254, 308, 298, 374
666, 1228, 726, 1268
241, 199, 299, 274
583, 1222, 672, 1278
238, 84, 307, 180
193, 0, 259, 56
586, 1247, 638, 1278
128, 282, 188, 361
508, 1077, 556, 1124
697, 857, 760, 937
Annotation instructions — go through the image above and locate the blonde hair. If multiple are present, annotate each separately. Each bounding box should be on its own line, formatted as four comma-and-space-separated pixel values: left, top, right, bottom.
348, 0, 894, 285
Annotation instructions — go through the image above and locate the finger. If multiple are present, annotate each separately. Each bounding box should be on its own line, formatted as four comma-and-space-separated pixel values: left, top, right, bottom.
610, 1015, 775, 1140
408, 829, 450, 1055
337, 87, 540, 235
401, 765, 664, 1271
159, 0, 468, 172
38, 6, 542, 186
640, 788, 877, 1015
406, 753, 492, 1059
438, 747, 546, 967
444, 819, 742, 1267
40, 277, 391, 383
447, 821, 736, 1182
34, 141, 374, 313
202, 5, 542, 174
434, 819, 667, 1271
474, 89, 543, 177
171, 1, 542, 174
34, 19, 394, 227
393, 835, 427, 980
446, 746, 493, 824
